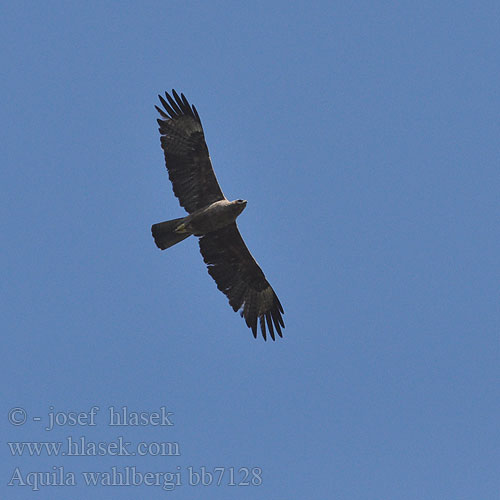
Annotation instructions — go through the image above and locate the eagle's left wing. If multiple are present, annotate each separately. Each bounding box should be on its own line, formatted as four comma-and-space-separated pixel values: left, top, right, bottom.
156, 90, 225, 213
199, 223, 285, 340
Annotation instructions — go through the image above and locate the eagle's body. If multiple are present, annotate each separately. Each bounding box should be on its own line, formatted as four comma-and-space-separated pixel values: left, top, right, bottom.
180, 199, 247, 236
151, 90, 284, 340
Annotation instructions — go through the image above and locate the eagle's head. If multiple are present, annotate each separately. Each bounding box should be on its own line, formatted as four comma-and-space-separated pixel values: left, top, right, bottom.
232, 199, 247, 216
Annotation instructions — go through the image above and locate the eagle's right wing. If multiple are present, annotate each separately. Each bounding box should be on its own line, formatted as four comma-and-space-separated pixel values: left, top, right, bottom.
199, 223, 285, 341
156, 90, 225, 213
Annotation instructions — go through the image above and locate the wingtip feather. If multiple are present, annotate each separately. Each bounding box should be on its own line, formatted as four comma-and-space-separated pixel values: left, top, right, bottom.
166, 91, 182, 114
265, 313, 275, 341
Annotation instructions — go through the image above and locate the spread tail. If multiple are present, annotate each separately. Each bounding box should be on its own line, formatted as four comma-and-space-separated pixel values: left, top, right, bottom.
151, 217, 191, 250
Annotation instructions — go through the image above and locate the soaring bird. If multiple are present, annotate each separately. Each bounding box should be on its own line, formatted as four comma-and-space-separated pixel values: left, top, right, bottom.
151, 90, 285, 341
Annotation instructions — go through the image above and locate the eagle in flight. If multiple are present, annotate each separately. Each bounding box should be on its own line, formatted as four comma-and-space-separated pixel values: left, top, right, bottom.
151, 90, 284, 340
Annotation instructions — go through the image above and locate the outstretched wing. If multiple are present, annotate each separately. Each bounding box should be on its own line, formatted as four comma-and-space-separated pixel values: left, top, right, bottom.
199, 223, 285, 340
156, 90, 225, 213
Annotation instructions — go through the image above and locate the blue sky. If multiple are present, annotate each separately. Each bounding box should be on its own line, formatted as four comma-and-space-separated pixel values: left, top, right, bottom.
1, 1, 498, 498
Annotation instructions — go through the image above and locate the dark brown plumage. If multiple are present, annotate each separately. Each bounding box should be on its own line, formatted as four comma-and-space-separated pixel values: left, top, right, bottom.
155, 91, 223, 213
152, 90, 284, 340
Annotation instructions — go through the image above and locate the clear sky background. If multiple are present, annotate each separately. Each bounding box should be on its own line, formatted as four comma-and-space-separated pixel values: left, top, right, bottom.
1, 1, 498, 499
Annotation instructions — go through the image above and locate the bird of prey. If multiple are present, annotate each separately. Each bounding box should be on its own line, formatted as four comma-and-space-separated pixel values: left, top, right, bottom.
151, 90, 285, 340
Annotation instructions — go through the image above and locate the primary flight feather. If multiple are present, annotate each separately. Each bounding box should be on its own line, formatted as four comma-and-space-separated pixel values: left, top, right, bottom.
151, 90, 284, 340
